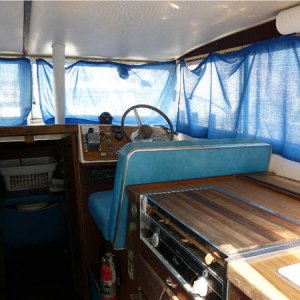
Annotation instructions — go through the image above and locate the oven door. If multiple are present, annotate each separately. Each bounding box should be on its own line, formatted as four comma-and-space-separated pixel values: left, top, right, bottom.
140, 203, 224, 299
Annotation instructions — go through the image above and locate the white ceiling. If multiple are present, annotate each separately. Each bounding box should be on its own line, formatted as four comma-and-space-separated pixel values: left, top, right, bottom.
0, 2, 23, 54
0, 1, 299, 61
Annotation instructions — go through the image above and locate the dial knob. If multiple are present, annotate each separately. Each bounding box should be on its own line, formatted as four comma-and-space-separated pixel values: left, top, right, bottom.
131, 203, 138, 218
148, 232, 159, 248
115, 132, 123, 141
204, 253, 215, 265
192, 276, 209, 297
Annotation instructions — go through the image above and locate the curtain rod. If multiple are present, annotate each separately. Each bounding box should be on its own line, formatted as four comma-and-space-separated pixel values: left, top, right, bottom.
184, 44, 250, 62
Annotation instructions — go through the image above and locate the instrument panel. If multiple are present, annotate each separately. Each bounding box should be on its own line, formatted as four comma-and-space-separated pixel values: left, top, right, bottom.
78, 124, 175, 164
78, 124, 136, 164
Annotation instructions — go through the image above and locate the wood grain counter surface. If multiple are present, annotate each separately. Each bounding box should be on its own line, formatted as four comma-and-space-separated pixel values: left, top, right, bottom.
127, 173, 300, 299
148, 185, 300, 256
228, 247, 300, 300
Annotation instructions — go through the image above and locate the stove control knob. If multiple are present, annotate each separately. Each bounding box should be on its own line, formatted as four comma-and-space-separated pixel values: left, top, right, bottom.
192, 275, 209, 297
131, 203, 138, 218
204, 253, 215, 265
148, 232, 159, 248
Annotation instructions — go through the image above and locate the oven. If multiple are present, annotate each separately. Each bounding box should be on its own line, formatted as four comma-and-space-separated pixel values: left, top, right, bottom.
139, 185, 300, 299
140, 192, 226, 299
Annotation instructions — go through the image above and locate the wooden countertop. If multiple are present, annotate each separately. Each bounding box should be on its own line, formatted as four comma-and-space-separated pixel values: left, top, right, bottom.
128, 174, 300, 224
228, 247, 300, 300
148, 186, 300, 256
127, 173, 300, 299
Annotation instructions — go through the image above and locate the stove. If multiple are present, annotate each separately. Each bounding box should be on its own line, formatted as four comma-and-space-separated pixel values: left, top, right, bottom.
139, 185, 300, 299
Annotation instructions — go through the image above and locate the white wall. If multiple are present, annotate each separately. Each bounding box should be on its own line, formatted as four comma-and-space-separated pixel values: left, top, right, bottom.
269, 154, 300, 182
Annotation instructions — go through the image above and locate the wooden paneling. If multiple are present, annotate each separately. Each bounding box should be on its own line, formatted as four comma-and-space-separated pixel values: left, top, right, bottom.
60, 134, 89, 298
228, 283, 250, 300
0, 124, 78, 137
79, 125, 133, 162
180, 20, 280, 59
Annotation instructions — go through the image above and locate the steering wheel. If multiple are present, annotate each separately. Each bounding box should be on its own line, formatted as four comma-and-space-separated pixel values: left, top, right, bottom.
120, 104, 174, 141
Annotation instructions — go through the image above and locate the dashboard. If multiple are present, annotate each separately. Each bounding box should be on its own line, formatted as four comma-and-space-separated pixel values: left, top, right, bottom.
78, 124, 136, 164
78, 124, 176, 164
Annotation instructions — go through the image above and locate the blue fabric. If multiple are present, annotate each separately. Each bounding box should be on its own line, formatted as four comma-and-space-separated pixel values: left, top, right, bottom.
0, 202, 67, 252
36, 59, 178, 126
2, 192, 64, 207
88, 190, 113, 241
0, 58, 32, 126
113, 140, 271, 249
36, 59, 54, 124
178, 36, 300, 162
86, 139, 270, 249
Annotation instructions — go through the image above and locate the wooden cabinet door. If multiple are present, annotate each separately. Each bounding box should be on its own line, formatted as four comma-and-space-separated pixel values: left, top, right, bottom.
136, 254, 179, 300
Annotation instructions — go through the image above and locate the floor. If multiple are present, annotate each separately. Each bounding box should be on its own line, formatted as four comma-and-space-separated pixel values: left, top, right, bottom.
5, 242, 82, 300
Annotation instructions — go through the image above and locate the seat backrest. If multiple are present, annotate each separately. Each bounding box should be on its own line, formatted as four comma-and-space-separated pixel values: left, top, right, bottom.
108, 138, 272, 249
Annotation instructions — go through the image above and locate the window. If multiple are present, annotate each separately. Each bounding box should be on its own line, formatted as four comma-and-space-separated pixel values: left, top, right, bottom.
36, 59, 179, 126
0, 58, 32, 126
180, 36, 300, 162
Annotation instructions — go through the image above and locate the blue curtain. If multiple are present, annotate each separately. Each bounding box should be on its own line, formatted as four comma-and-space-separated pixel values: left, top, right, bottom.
36, 59, 54, 124
36, 59, 178, 126
0, 58, 32, 126
178, 36, 300, 162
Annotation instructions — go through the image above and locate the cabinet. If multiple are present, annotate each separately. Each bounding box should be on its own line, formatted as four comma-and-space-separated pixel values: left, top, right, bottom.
126, 178, 262, 300
0, 125, 88, 300
126, 183, 194, 300
136, 254, 179, 300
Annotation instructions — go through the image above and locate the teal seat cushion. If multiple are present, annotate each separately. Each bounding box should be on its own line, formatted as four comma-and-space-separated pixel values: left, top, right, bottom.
88, 190, 113, 241
88, 138, 271, 249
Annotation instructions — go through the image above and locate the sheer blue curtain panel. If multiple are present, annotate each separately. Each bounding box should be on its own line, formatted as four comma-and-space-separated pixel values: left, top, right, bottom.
0, 58, 32, 126
36, 59, 178, 126
179, 36, 300, 162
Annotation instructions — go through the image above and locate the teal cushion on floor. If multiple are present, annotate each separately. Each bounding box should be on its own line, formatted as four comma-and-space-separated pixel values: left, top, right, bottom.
88, 190, 113, 241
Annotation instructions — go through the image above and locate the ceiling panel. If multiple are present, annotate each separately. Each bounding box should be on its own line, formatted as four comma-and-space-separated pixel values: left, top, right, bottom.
2, 1, 300, 60
0, 1, 24, 55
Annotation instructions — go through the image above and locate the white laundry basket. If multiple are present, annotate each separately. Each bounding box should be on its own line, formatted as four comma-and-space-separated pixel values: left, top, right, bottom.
0, 157, 57, 191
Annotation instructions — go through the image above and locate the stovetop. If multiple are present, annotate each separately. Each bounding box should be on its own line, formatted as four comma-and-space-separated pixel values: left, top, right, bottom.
146, 184, 300, 258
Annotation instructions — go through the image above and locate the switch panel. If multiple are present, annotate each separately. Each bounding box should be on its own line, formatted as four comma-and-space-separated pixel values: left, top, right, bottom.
78, 124, 136, 163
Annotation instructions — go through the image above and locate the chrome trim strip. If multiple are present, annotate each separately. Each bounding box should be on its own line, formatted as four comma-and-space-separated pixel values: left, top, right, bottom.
141, 236, 205, 300
112, 142, 270, 248
227, 240, 300, 262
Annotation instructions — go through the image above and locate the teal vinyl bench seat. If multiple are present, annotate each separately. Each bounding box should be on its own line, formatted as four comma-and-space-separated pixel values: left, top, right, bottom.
88, 190, 113, 241
88, 138, 271, 249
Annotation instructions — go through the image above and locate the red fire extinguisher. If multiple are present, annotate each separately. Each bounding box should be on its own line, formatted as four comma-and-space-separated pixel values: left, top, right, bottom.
100, 253, 117, 300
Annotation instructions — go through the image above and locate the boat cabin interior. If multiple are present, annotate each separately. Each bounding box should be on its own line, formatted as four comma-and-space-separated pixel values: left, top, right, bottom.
1, 1, 300, 300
